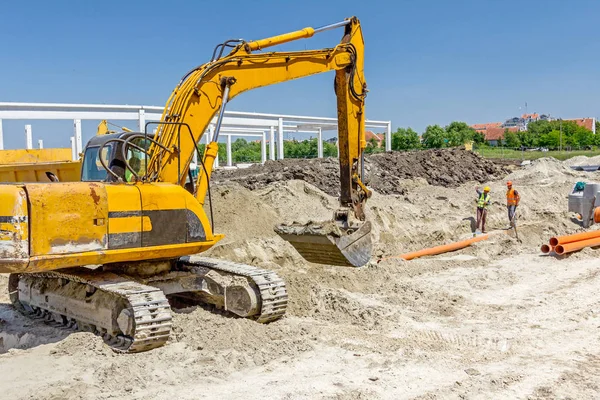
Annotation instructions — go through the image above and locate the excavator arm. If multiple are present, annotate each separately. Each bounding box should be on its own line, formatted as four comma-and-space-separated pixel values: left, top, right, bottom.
138, 17, 372, 267
0, 18, 373, 355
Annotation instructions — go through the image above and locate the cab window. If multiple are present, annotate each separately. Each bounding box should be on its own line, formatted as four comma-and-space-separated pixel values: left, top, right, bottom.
124, 137, 150, 182
81, 145, 112, 181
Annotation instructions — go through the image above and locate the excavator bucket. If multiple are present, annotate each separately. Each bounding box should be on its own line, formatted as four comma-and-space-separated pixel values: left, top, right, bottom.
275, 221, 372, 267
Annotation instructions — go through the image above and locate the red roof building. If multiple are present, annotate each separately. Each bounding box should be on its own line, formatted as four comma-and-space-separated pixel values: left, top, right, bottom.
521, 113, 539, 120
483, 126, 519, 142
471, 122, 502, 134
567, 117, 596, 133
470, 123, 519, 144
365, 130, 385, 147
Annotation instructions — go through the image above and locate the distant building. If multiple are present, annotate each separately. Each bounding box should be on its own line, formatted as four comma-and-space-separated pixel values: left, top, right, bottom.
472, 122, 502, 134
470, 122, 519, 146
486, 127, 519, 146
567, 117, 596, 134
472, 113, 596, 146
501, 113, 551, 131
365, 130, 385, 148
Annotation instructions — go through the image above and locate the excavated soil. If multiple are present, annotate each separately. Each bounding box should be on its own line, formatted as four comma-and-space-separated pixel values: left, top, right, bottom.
213, 148, 509, 195
2, 151, 600, 399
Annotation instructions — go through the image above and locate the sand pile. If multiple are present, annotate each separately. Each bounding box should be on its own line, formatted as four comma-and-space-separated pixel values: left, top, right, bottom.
213, 148, 508, 196
564, 155, 600, 167
507, 157, 581, 183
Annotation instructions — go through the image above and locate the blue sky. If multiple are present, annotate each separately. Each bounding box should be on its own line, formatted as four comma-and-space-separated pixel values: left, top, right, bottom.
1, 0, 599, 149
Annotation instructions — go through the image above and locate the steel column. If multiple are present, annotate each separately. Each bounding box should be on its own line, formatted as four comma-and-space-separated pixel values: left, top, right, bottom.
70, 137, 77, 160
226, 135, 232, 167
138, 109, 146, 132
277, 117, 284, 160
269, 126, 275, 161
261, 131, 267, 164
38, 139, 43, 149
386, 122, 392, 151
25, 124, 33, 149
74, 119, 82, 156
317, 127, 323, 158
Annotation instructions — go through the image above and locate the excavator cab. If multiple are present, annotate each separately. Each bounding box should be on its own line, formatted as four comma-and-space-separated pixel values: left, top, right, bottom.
81, 131, 198, 195
80, 132, 147, 182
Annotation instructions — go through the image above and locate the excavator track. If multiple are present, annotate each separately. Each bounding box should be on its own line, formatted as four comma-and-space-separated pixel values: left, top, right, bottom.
178, 256, 288, 323
8, 257, 287, 354
9, 269, 172, 353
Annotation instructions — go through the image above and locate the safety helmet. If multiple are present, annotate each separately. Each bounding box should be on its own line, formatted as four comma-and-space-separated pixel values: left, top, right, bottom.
506, 181, 512, 186
484, 186, 490, 192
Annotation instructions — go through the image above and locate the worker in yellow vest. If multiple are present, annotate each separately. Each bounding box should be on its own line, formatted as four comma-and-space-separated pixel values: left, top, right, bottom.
506, 181, 520, 228
475, 186, 491, 233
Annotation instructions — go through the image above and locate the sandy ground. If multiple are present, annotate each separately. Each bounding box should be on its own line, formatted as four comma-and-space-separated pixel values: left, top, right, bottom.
1, 157, 600, 399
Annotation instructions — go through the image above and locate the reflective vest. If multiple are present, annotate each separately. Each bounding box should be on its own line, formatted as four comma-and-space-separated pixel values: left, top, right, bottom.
478, 192, 490, 209
506, 188, 518, 206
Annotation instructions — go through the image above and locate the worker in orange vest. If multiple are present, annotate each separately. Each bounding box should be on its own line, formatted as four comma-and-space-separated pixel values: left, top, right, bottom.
506, 181, 520, 228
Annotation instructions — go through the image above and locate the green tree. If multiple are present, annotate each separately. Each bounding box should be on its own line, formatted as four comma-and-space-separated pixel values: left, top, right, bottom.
473, 131, 486, 145
391, 127, 420, 150
365, 137, 384, 154
445, 121, 476, 147
526, 120, 552, 137
323, 141, 338, 157
573, 128, 593, 148
517, 130, 537, 148
421, 125, 447, 148
503, 130, 521, 148
538, 130, 561, 148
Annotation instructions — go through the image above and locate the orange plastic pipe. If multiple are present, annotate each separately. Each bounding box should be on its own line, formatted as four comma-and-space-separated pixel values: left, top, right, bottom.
555, 236, 600, 255
540, 244, 554, 254
380, 234, 489, 262
549, 230, 600, 247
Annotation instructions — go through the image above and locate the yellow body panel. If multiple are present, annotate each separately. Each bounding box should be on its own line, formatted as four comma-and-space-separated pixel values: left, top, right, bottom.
0, 181, 221, 273
106, 184, 143, 248
0, 160, 81, 182
0, 185, 28, 271
0, 148, 73, 164
27, 182, 109, 256
109, 216, 151, 234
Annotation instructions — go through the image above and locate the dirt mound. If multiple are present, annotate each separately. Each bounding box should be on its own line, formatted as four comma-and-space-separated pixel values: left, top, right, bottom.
366, 149, 508, 194
212, 148, 509, 196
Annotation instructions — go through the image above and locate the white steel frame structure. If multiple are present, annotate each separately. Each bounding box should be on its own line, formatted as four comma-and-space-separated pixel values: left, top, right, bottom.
0, 102, 392, 167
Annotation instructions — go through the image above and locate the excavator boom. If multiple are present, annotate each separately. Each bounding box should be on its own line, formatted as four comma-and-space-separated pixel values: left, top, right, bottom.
140, 17, 372, 266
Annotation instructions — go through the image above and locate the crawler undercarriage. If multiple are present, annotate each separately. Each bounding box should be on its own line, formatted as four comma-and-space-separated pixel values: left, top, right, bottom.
9, 256, 287, 353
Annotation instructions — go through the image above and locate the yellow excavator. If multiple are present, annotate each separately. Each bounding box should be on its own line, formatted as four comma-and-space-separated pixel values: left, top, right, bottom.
0, 17, 372, 353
